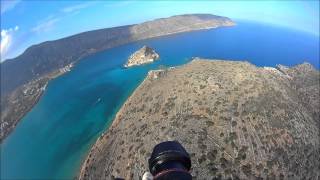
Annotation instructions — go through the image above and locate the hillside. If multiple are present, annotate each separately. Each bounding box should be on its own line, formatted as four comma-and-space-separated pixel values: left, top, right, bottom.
0, 14, 235, 142
79, 59, 319, 180
1, 14, 234, 95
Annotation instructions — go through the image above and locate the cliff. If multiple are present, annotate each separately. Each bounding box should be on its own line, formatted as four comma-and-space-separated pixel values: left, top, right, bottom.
124, 46, 159, 67
0, 14, 235, 142
79, 59, 319, 180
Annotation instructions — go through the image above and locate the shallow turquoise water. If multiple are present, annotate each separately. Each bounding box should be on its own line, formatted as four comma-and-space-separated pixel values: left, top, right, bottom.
1, 21, 319, 179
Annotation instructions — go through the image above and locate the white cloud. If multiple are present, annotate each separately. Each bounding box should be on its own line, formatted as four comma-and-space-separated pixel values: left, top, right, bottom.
31, 17, 60, 33
62, 2, 93, 13
1, 30, 10, 56
1, 26, 19, 61
1, 0, 21, 14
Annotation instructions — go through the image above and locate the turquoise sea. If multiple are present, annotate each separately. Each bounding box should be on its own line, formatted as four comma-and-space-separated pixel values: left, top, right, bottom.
1, 21, 319, 179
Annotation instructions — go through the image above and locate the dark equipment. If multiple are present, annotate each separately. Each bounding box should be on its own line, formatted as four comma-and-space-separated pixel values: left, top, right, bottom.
148, 141, 192, 180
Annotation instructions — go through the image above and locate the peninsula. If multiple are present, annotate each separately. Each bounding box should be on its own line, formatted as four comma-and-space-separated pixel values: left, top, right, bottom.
0, 14, 235, 142
124, 46, 160, 68
79, 59, 319, 180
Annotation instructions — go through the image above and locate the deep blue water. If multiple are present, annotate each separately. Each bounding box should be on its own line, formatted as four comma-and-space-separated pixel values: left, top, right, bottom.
1, 21, 319, 180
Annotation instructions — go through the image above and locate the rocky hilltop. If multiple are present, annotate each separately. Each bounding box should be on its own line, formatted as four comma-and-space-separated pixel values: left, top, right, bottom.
0, 14, 234, 142
79, 59, 319, 180
124, 46, 159, 67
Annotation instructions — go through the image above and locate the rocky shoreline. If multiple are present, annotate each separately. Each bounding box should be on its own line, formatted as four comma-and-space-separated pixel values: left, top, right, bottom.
79, 59, 319, 180
124, 46, 159, 67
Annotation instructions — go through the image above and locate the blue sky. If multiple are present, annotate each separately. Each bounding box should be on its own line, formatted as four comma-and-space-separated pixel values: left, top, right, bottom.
1, 0, 319, 61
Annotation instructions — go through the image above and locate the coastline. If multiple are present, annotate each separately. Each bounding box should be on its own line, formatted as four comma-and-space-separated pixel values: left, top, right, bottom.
77, 64, 157, 179
2, 17, 319, 179
0, 63, 74, 142
77, 59, 204, 179
0, 17, 235, 142
78, 59, 320, 179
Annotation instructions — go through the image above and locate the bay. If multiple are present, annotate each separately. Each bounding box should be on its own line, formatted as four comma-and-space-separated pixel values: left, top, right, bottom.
1, 20, 319, 179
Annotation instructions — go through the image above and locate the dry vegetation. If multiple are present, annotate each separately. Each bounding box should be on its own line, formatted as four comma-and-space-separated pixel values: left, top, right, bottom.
79, 59, 319, 180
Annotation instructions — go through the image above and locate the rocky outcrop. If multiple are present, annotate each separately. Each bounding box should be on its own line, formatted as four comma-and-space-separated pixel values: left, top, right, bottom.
124, 46, 159, 67
0, 14, 235, 142
79, 59, 319, 180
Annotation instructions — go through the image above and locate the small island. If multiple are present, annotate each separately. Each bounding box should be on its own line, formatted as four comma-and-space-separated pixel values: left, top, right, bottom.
124, 46, 160, 67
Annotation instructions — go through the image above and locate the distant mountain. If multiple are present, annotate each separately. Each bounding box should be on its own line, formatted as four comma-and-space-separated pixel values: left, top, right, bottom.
0, 14, 235, 141
79, 59, 319, 180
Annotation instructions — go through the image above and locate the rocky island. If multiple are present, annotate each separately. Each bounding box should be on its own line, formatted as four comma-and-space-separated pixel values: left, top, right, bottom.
79, 59, 319, 180
124, 46, 160, 67
0, 14, 235, 142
